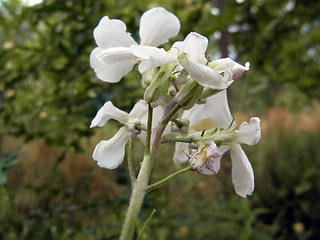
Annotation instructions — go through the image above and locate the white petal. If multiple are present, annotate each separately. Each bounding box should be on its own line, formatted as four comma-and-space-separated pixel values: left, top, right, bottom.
139, 7, 180, 47
202, 159, 218, 175
98, 47, 136, 63
130, 45, 175, 73
90, 47, 135, 83
90, 101, 129, 128
180, 32, 208, 64
232, 62, 250, 80
210, 58, 250, 80
93, 16, 137, 48
129, 100, 148, 120
92, 127, 132, 169
230, 144, 254, 198
152, 104, 166, 128
173, 142, 190, 164
204, 90, 234, 129
235, 117, 261, 145
181, 60, 231, 90
209, 57, 235, 70
182, 103, 207, 127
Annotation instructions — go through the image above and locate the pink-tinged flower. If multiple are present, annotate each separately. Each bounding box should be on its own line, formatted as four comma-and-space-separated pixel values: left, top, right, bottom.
91, 100, 148, 169
90, 7, 180, 83
173, 90, 234, 164
174, 91, 261, 197
189, 142, 223, 175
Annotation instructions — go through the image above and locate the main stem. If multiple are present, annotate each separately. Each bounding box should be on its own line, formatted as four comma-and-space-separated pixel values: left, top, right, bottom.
120, 104, 153, 240
119, 153, 153, 240
120, 102, 180, 240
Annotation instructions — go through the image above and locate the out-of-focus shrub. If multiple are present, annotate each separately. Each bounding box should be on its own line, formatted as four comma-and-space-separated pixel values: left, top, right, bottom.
1, 108, 320, 239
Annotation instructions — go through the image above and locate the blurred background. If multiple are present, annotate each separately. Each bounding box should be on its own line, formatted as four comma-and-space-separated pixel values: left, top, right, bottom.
1, 0, 320, 239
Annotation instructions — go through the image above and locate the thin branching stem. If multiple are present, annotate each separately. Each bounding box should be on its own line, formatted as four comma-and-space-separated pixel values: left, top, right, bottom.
137, 209, 156, 240
145, 104, 153, 156
127, 137, 136, 186
146, 165, 193, 193
161, 136, 194, 144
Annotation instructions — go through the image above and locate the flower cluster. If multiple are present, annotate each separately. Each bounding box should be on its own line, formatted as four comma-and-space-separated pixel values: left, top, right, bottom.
90, 7, 261, 198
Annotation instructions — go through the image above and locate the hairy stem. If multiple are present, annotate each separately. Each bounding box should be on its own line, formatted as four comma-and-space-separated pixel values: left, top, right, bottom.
120, 102, 181, 240
120, 105, 153, 240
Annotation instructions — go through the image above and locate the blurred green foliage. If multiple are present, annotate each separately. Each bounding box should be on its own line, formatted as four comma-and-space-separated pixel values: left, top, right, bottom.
1, 0, 320, 239
0, 147, 21, 186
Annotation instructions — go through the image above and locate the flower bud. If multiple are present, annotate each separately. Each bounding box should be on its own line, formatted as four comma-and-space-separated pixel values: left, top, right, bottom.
174, 79, 203, 110
171, 124, 180, 133
144, 63, 176, 107
141, 70, 154, 88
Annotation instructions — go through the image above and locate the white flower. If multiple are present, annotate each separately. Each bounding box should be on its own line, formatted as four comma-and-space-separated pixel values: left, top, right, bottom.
206, 98, 260, 197
91, 100, 148, 169
173, 90, 234, 164
90, 7, 180, 83
175, 90, 261, 197
173, 32, 233, 90
211, 123, 260, 197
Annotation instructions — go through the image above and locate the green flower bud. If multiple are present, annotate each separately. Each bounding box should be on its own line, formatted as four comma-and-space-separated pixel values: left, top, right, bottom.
144, 63, 176, 107
174, 79, 203, 110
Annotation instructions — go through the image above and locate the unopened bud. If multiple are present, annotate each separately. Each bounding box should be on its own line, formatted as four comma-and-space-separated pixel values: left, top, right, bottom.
174, 79, 203, 110
144, 63, 176, 107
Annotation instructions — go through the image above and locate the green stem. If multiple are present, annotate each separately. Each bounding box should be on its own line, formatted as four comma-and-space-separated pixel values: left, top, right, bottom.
120, 103, 181, 240
120, 153, 153, 240
127, 137, 136, 186
161, 136, 194, 144
170, 117, 184, 128
137, 209, 156, 240
120, 105, 153, 240
161, 103, 181, 126
145, 104, 153, 156
146, 165, 193, 193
